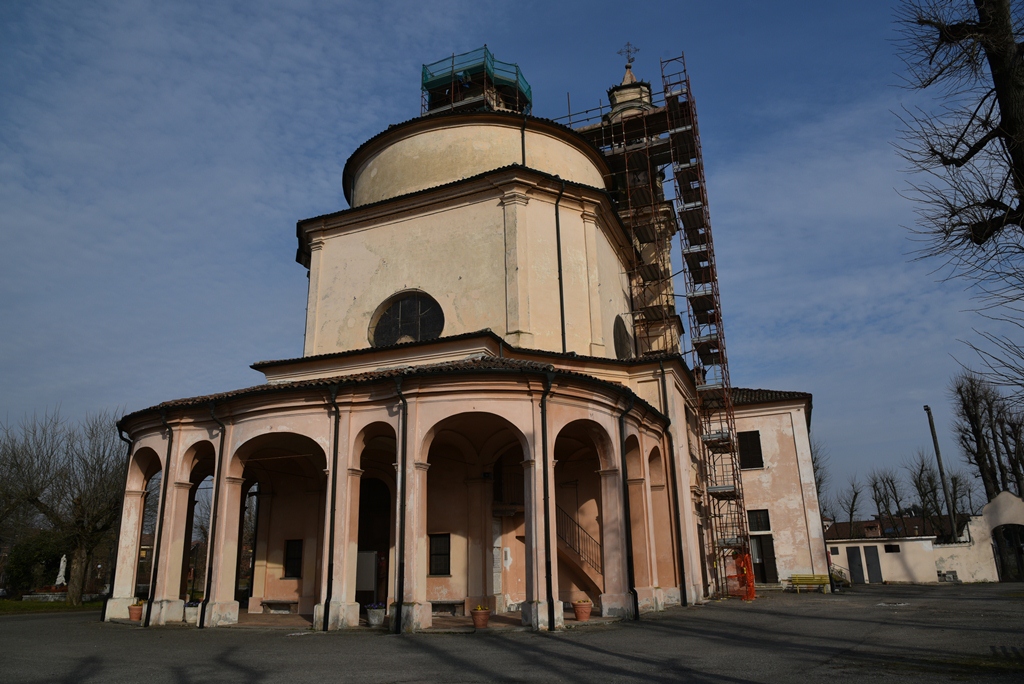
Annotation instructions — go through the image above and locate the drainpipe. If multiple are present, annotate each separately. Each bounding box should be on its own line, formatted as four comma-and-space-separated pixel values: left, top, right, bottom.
102, 425, 134, 622
393, 378, 409, 634
554, 179, 567, 353
539, 372, 556, 630
199, 403, 227, 629
521, 115, 527, 166
659, 361, 687, 607
145, 411, 175, 627
618, 395, 640, 620
322, 385, 341, 631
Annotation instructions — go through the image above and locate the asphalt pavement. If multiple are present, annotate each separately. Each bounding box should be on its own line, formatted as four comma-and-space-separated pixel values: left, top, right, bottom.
0, 584, 1021, 683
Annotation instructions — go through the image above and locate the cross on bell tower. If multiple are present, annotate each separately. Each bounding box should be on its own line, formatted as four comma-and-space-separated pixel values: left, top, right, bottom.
617, 42, 639, 66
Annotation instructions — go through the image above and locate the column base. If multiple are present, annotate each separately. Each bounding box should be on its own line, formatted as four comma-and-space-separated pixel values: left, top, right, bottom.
149, 599, 184, 625
521, 600, 563, 631
600, 592, 634, 618
204, 600, 239, 627
104, 596, 134, 621
662, 586, 682, 607
391, 602, 431, 632
635, 586, 659, 614
313, 600, 360, 630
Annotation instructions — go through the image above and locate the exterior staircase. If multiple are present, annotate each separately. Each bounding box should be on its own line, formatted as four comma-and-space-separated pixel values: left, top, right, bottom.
555, 505, 603, 593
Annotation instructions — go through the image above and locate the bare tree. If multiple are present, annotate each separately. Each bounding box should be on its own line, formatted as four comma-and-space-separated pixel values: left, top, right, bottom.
897, 1, 1024, 391
897, 1, 1024, 269
19, 412, 127, 605
905, 449, 951, 537
836, 475, 864, 537
950, 370, 1024, 498
949, 467, 983, 513
868, 467, 911, 537
810, 437, 834, 519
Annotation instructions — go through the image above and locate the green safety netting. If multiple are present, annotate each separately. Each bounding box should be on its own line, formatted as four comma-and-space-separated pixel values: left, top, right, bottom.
422, 46, 532, 112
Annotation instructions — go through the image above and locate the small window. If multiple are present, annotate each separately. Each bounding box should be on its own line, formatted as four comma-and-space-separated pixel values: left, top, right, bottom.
884, 544, 901, 554
613, 315, 634, 360
747, 509, 771, 533
369, 292, 444, 347
429, 534, 451, 576
284, 539, 303, 578
738, 431, 764, 469
831, 547, 840, 555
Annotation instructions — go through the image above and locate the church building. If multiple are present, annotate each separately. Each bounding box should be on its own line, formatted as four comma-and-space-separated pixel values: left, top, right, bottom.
107, 48, 827, 632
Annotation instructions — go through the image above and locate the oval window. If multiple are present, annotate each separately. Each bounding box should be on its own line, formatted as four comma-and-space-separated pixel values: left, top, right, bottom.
369, 292, 445, 347
614, 315, 634, 360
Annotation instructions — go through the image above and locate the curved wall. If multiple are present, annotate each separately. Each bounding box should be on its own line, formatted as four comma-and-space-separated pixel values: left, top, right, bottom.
348, 118, 608, 207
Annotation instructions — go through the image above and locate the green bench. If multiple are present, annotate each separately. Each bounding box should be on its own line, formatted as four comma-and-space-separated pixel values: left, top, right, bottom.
787, 574, 829, 593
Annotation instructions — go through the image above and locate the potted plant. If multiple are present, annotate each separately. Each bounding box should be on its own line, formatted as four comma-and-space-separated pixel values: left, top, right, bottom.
128, 598, 144, 622
184, 600, 200, 625
365, 602, 386, 628
572, 598, 592, 622
470, 604, 491, 629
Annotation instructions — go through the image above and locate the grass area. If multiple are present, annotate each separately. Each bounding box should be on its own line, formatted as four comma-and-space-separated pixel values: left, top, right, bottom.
0, 599, 103, 615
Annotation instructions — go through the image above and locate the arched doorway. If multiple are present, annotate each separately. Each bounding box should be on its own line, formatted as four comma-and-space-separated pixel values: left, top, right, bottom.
135, 456, 162, 599
231, 432, 328, 619
175, 442, 215, 604
553, 421, 610, 609
353, 422, 397, 614
423, 412, 527, 618
993, 525, 1024, 581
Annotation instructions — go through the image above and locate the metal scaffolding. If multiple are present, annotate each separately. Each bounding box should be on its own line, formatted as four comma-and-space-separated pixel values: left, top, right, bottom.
557, 52, 753, 599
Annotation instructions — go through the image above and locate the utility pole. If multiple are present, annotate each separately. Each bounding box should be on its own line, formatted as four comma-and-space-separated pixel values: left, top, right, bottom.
924, 405, 959, 542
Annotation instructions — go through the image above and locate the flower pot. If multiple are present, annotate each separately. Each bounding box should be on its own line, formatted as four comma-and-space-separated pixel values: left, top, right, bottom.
471, 609, 491, 629
184, 606, 199, 624
128, 604, 143, 621
572, 601, 592, 622
366, 608, 386, 628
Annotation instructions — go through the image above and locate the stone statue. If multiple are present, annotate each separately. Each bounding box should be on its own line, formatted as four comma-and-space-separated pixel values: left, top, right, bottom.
55, 554, 67, 586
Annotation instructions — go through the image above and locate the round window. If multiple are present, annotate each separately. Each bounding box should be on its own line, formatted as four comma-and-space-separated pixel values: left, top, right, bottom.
369, 292, 445, 348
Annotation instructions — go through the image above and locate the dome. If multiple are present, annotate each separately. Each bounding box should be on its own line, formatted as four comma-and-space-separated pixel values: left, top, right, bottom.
342, 112, 610, 207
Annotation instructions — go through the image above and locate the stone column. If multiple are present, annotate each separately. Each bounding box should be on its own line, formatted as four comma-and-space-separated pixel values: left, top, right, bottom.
581, 205, 606, 357
316, 462, 361, 630
628, 473, 657, 613
501, 187, 534, 348
522, 452, 561, 630
149, 480, 193, 624
397, 459, 431, 632
465, 477, 488, 611
204, 475, 244, 627
106, 489, 146, 620
248, 490, 273, 612
303, 235, 325, 356
598, 467, 633, 617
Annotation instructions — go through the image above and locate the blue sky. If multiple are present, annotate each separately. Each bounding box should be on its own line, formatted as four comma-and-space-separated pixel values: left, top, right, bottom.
0, 1, 995, 496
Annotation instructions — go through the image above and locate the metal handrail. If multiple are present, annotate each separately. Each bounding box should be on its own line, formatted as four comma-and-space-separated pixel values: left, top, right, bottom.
555, 505, 602, 574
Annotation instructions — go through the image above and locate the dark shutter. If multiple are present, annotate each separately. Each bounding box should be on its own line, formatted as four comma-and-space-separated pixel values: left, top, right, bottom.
738, 431, 763, 469
762, 535, 779, 584
284, 539, 303, 578
429, 533, 450, 576
747, 509, 771, 532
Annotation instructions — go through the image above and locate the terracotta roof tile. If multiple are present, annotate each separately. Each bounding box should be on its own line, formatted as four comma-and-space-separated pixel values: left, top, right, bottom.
731, 387, 812, 406
120, 355, 667, 426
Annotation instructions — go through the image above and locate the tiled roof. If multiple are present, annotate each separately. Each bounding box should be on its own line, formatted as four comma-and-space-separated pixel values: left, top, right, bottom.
253, 329, 689, 372
120, 355, 666, 426
731, 388, 812, 406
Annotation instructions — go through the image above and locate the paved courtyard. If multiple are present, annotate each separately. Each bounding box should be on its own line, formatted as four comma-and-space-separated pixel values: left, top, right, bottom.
0, 584, 1021, 683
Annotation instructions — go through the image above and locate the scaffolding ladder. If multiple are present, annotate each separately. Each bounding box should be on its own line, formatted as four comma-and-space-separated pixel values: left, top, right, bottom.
557, 52, 752, 599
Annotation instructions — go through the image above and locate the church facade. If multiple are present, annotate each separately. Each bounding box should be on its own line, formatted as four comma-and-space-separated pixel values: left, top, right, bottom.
107, 51, 827, 632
